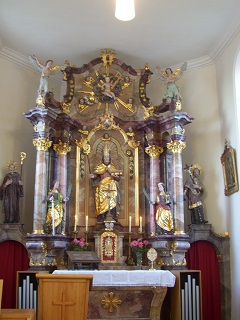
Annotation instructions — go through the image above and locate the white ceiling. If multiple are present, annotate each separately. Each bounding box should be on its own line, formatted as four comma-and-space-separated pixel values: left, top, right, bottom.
1, 0, 240, 72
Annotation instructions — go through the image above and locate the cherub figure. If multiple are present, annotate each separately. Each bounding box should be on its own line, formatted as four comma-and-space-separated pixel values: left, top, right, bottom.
29, 55, 61, 95
155, 62, 187, 102
102, 76, 116, 99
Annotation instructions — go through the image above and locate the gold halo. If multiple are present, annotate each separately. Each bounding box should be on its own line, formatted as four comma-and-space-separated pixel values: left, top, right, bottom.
190, 163, 202, 175
6, 160, 18, 170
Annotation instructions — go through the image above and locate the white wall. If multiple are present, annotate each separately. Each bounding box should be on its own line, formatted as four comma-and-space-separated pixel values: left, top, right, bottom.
214, 31, 240, 320
0, 55, 60, 232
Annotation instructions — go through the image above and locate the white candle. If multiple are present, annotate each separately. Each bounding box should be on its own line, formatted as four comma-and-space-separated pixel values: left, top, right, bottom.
86, 215, 88, 232
140, 216, 142, 232
129, 216, 132, 232
51, 200, 55, 235
74, 214, 77, 231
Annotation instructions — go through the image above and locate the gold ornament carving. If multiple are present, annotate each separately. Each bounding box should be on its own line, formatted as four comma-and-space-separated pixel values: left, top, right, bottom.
145, 145, 163, 158
33, 138, 52, 151
167, 140, 186, 154
126, 130, 140, 149
101, 292, 122, 313
75, 138, 90, 155
126, 150, 134, 179
36, 94, 45, 107
53, 141, 71, 155
174, 230, 186, 235
87, 113, 140, 148
33, 229, 44, 235
100, 49, 116, 67
60, 101, 71, 114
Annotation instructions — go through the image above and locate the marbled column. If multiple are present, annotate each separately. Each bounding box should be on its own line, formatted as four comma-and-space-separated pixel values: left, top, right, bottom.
167, 140, 186, 233
32, 137, 52, 233
145, 145, 163, 235
53, 140, 71, 234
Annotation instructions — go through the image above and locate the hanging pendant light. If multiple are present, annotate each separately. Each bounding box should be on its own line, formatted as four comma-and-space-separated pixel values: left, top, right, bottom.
115, 0, 135, 21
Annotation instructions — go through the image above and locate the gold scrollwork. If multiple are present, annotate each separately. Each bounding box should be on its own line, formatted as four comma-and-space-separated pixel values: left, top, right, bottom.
167, 140, 186, 154
100, 49, 116, 67
53, 140, 71, 155
126, 130, 140, 149
60, 101, 71, 114
33, 138, 52, 151
142, 104, 154, 119
101, 292, 122, 313
126, 150, 134, 179
170, 242, 178, 256
145, 145, 163, 158
75, 138, 91, 155
88, 113, 129, 144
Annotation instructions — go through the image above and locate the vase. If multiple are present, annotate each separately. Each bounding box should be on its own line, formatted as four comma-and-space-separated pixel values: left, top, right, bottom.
135, 251, 143, 266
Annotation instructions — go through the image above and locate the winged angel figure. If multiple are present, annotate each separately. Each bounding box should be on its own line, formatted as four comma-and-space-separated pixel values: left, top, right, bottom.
29, 54, 61, 95
155, 62, 187, 101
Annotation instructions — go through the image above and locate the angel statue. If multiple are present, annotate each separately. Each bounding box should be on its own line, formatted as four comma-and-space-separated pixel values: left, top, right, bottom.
29, 54, 61, 95
155, 62, 187, 102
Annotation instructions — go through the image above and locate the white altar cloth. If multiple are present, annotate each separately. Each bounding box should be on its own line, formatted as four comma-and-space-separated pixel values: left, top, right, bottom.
53, 270, 175, 287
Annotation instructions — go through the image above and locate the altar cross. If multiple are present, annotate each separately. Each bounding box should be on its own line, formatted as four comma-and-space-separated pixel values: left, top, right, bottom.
52, 289, 75, 320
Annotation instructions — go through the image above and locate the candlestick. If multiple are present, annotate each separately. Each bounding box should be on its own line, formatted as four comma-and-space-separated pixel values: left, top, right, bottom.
139, 216, 142, 233
86, 215, 88, 232
74, 214, 77, 231
129, 216, 132, 233
72, 231, 77, 239
51, 199, 55, 236
126, 231, 134, 265
84, 231, 89, 244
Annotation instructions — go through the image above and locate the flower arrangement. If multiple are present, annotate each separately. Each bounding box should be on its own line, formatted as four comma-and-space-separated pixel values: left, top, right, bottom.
130, 238, 150, 253
69, 238, 91, 251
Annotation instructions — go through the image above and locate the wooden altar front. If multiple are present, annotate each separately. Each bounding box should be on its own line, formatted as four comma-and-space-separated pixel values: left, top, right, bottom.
53, 270, 176, 320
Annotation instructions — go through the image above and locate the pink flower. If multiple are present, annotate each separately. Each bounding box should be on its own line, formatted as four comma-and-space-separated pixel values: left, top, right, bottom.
130, 238, 150, 254
79, 241, 85, 247
130, 240, 139, 247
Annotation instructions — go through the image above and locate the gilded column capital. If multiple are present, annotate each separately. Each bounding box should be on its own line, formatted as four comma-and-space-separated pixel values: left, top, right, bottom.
53, 140, 71, 155
167, 140, 186, 154
33, 137, 52, 151
145, 145, 163, 158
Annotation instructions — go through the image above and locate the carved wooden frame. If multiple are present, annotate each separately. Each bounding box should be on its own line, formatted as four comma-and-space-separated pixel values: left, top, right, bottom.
221, 146, 239, 196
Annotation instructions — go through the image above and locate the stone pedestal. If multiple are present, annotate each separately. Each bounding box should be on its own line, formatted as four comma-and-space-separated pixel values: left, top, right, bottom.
149, 234, 190, 270
25, 234, 71, 272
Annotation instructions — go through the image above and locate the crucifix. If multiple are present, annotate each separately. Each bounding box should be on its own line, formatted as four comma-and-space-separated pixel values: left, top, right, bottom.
52, 290, 75, 320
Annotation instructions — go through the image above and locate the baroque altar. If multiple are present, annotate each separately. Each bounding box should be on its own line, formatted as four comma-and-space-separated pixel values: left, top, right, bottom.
53, 270, 175, 320
23, 49, 193, 271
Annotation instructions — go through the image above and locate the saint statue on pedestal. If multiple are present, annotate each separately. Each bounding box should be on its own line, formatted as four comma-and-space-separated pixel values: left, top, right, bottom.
90, 139, 121, 222
0, 161, 24, 223
184, 164, 208, 225
45, 181, 68, 234
149, 183, 173, 234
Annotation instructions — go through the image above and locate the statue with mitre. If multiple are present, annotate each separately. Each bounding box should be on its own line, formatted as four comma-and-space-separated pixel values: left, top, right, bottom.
90, 138, 121, 222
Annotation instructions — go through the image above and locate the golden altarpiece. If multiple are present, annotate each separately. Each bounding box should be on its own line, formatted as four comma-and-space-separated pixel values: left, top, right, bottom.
23, 49, 193, 271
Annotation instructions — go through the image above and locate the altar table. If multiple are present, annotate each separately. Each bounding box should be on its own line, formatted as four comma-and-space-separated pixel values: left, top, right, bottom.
53, 270, 175, 320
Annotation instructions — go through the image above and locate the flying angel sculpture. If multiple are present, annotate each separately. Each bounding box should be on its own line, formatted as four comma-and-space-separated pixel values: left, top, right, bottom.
29, 54, 61, 95
155, 62, 187, 101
